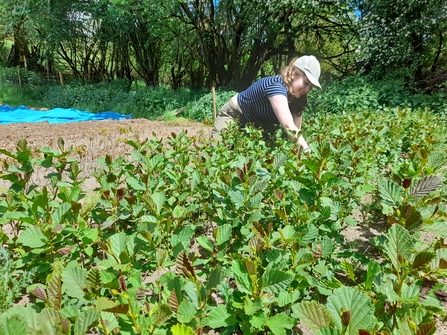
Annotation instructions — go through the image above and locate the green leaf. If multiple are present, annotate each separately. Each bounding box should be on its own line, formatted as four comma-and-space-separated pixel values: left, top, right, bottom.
17, 227, 48, 249
126, 176, 146, 191
248, 192, 263, 208
215, 224, 232, 246
265, 313, 295, 335
183, 282, 199, 310
422, 221, 447, 237
292, 300, 332, 331
244, 297, 263, 316
303, 159, 319, 174
140, 214, 158, 223
81, 191, 101, 217
0, 314, 28, 335
151, 192, 166, 215
80, 228, 99, 244
99, 312, 119, 333
396, 315, 413, 335
109, 232, 127, 260
51, 202, 71, 225
381, 281, 401, 303
60, 306, 81, 319
320, 197, 340, 221
196, 236, 213, 252
321, 238, 335, 257
278, 225, 297, 240
378, 180, 402, 207
231, 259, 253, 294
340, 260, 356, 283
256, 167, 271, 180
301, 224, 319, 245
250, 180, 268, 194
427, 153, 445, 170
95, 297, 118, 312
204, 305, 237, 329
276, 290, 300, 307
1, 211, 34, 224
40, 308, 63, 332
400, 281, 421, 302
206, 266, 224, 292
364, 261, 381, 290
62, 267, 87, 300
299, 188, 315, 206
155, 304, 172, 325
410, 175, 442, 198
172, 205, 185, 218
260, 269, 294, 294
171, 323, 195, 335
273, 153, 287, 169
47, 274, 62, 310
250, 311, 268, 330
191, 170, 201, 189
326, 287, 376, 335
170, 226, 194, 252
383, 224, 414, 271
73, 309, 99, 335
228, 190, 246, 210
177, 300, 196, 323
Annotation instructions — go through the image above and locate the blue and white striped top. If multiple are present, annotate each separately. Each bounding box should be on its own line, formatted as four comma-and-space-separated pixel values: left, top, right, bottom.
237, 76, 307, 132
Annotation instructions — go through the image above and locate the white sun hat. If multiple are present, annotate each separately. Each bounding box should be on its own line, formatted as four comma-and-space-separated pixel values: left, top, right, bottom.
294, 55, 322, 89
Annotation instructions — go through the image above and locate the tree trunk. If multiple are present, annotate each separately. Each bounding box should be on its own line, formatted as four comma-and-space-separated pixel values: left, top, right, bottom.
8, 20, 31, 67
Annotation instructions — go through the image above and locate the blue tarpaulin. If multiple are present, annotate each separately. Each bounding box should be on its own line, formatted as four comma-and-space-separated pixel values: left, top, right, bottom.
0, 105, 131, 124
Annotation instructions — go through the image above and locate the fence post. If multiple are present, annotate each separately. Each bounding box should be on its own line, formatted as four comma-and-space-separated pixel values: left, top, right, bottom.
59, 71, 64, 85
212, 82, 217, 122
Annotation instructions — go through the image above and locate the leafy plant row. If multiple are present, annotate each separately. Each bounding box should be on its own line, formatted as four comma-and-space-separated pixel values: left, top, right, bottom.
0, 107, 446, 335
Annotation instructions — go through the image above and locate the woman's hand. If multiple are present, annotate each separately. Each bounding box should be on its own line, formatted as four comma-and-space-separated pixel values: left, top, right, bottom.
297, 135, 310, 152
269, 95, 311, 152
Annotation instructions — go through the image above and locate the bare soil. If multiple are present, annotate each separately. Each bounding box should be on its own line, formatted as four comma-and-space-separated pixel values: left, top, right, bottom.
0, 118, 212, 190
1, 119, 446, 334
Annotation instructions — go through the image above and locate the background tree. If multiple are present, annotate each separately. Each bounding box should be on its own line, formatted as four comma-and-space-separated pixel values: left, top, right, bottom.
0, 0, 445, 91
172, 0, 358, 89
354, 0, 447, 90
0, 0, 44, 70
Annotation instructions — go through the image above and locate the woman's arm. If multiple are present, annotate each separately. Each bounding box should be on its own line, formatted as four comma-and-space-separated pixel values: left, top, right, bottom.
269, 95, 310, 150
292, 113, 302, 131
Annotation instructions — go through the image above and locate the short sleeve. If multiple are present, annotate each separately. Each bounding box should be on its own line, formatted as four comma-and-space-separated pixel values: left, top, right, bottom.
264, 79, 287, 98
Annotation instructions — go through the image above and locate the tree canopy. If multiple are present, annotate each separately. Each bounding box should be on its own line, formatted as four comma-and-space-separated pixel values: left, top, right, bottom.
0, 0, 445, 90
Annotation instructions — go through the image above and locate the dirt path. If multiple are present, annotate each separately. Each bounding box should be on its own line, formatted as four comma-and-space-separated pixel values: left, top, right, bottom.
0, 118, 212, 150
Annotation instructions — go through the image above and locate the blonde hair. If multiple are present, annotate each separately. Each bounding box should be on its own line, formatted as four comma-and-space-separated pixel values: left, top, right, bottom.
280, 58, 305, 92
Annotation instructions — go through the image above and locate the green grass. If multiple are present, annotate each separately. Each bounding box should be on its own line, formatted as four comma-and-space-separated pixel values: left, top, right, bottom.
0, 86, 48, 109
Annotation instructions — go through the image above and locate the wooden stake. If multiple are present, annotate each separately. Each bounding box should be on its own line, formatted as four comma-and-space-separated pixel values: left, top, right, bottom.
212, 83, 217, 121
59, 71, 64, 85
